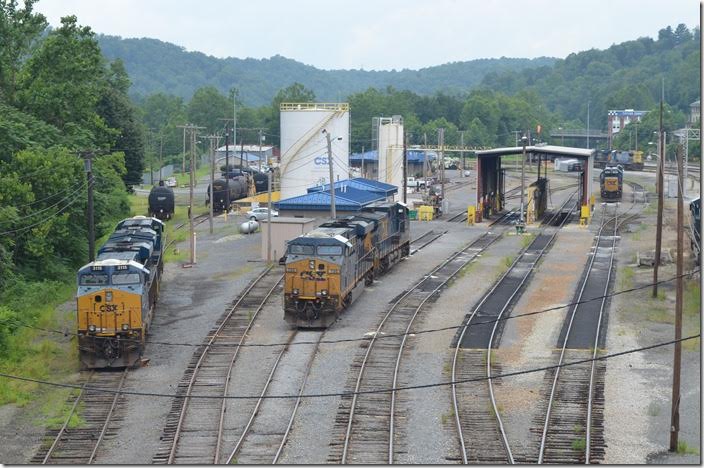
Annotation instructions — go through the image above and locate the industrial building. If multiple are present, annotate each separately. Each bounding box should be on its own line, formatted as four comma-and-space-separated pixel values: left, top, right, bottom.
349, 150, 438, 179
279, 103, 350, 200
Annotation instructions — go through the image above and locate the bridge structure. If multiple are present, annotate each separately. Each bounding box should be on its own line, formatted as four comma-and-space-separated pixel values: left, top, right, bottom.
550, 128, 608, 145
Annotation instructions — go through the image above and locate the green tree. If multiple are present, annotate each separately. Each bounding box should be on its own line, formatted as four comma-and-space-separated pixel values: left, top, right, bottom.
269, 83, 316, 145
96, 59, 145, 186
0, 0, 47, 103
16, 15, 107, 146
186, 86, 229, 133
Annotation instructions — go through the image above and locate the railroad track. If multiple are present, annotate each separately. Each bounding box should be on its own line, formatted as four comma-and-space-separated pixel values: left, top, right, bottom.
224, 330, 325, 464
534, 205, 618, 463
449, 192, 578, 464
533, 182, 646, 463
328, 211, 516, 464
409, 230, 447, 255
153, 265, 283, 464
32, 369, 129, 464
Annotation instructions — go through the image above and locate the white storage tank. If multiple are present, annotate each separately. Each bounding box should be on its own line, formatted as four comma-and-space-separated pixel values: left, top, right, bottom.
377, 115, 404, 192
279, 103, 350, 199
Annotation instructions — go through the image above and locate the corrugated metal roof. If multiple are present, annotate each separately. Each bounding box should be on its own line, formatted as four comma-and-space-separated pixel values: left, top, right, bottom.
476, 145, 594, 159
307, 177, 397, 196
275, 186, 385, 211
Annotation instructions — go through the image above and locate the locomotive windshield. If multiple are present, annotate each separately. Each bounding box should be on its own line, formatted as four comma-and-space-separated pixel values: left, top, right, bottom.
80, 273, 109, 286
112, 272, 142, 285
289, 244, 315, 255
317, 245, 342, 256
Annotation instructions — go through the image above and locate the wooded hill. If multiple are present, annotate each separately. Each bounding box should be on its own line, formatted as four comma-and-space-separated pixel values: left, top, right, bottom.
96, 35, 556, 105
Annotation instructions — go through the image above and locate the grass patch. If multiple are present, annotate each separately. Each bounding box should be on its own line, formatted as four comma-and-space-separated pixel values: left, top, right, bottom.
503, 256, 515, 268
646, 401, 660, 417
619, 266, 635, 290
571, 437, 586, 451
677, 440, 700, 455
643, 304, 673, 324
684, 281, 701, 318
520, 232, 535, 249
43, 389, 86, 429
455, 260, 478, 280
0, 280, 79, 407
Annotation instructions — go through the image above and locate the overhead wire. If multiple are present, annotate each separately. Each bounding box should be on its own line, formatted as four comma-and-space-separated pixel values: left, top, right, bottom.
0, 179, 89, 226
0, 334, 697, 401
1, 269, 697, 351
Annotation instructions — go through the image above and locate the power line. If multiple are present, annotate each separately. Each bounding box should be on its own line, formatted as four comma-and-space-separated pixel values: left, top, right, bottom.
0, 334, 697, 401
2, 269, 697, 351
0, 179, 89, 226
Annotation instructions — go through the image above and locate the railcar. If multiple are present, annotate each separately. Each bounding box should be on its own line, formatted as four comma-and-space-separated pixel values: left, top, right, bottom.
206, 177, 248, 212
148, 183, 175, 220
76, 216, 164, 369
283, 201, 410, 328
600, 165, 623, 200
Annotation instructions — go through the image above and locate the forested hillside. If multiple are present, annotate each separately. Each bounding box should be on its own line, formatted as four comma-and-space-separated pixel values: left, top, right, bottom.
479, 24, 700, 129
96, 35, 556, 105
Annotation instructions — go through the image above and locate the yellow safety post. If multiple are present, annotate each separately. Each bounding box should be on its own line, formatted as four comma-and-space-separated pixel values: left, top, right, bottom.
580, 204, 590, 226
467, 206, 475, 225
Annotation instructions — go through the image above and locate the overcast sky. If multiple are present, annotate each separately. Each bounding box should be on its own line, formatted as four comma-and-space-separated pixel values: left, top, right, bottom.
35, 0, 699, 71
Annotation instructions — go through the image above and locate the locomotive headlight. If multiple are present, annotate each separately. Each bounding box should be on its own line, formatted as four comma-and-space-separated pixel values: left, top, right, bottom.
321, 289, 328, 296
121, 323, 130, 331
309, 260, 315, 270
88, 324, 96, 333
106, 291, 113, 302
292, 288, 299, 296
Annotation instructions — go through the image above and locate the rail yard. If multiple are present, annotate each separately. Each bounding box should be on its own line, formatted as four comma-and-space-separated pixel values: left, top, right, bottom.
0, 158, 698, 466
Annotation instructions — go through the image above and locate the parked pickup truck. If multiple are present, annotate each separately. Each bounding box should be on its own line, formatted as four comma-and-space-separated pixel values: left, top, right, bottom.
406, 177, 428, 189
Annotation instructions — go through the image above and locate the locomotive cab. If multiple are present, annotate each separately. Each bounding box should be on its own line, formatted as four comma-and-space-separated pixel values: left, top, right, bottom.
76, 259, 152, 369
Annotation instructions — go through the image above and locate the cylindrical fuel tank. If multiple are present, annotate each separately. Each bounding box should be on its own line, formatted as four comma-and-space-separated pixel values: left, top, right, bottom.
148, 185, 175, 220
239, 220, 259, 234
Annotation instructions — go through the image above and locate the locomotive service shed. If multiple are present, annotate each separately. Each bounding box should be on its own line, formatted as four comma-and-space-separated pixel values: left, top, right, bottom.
475, 145, 594, 222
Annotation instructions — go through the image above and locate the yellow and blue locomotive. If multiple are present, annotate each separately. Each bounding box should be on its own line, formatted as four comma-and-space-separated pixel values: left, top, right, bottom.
76, 216, 164, 368
284, 202, 410, 328
600, 165, 623, 200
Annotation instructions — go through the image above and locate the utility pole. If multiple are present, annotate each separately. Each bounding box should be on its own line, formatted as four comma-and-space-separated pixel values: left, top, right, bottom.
203, 134, 219, 234
189, 128, 196, 265
83, 151, 95, 262
266, 169, 272, 263
159, 132, 164, 182
654, 82, 665, 298
438, 128, 445, 200
324, 129, 336, 219
669, 143, 684, 452
361, 145, 365, 178
402, 132, 408, 204
460, 131, 465, 176
182, 125, 186, 174
258, 128, 263, 172
586, 100, 591, 150
520, 134, 528, 228
423, 133, 428, 181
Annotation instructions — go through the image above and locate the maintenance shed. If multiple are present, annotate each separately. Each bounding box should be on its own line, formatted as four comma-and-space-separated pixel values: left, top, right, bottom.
259, 216, 316, 262
475, 145, 594, 223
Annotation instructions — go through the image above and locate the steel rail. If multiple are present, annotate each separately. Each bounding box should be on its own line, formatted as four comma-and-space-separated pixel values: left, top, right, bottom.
166, 265, 275, 464
214, 272, 284, 463
41, 372, 94, 464
537, 208, 616, 463
226, 332, 297, 464
341, 214, 513, 464
272, 332, 325, 464
451, 193, 577, 464
87, 368, 129, 464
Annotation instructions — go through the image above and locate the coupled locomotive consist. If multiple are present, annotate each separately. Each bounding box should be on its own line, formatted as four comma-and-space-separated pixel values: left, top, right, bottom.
76, 216, 165, 369
148, 182, 175, 220
284, 202, 410, 328
600, 165, 623, 200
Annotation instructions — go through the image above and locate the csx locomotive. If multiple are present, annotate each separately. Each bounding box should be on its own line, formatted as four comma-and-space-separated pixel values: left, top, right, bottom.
600, 165, 623, 200
76, 216, 165, 369
284, 202, 410, 328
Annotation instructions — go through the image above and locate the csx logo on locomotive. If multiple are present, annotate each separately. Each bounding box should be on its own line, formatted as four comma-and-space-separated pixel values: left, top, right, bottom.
99, 304, 119, 313
314, 156, 329, 165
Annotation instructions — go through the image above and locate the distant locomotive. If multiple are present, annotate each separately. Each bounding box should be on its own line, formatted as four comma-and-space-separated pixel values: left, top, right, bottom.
594, 150, 644, 170
76, 216, 165, 369
283, 202, 410, 328
690, 197, 700, 264
148, 182, 175, 220
600, 165, 623, 200
206, 177, 248, 212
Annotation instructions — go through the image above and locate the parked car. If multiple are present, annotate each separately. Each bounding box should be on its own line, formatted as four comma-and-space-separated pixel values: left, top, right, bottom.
406, 177, 427, 190
165, 177, 177, 187
246, 207, 278, 221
